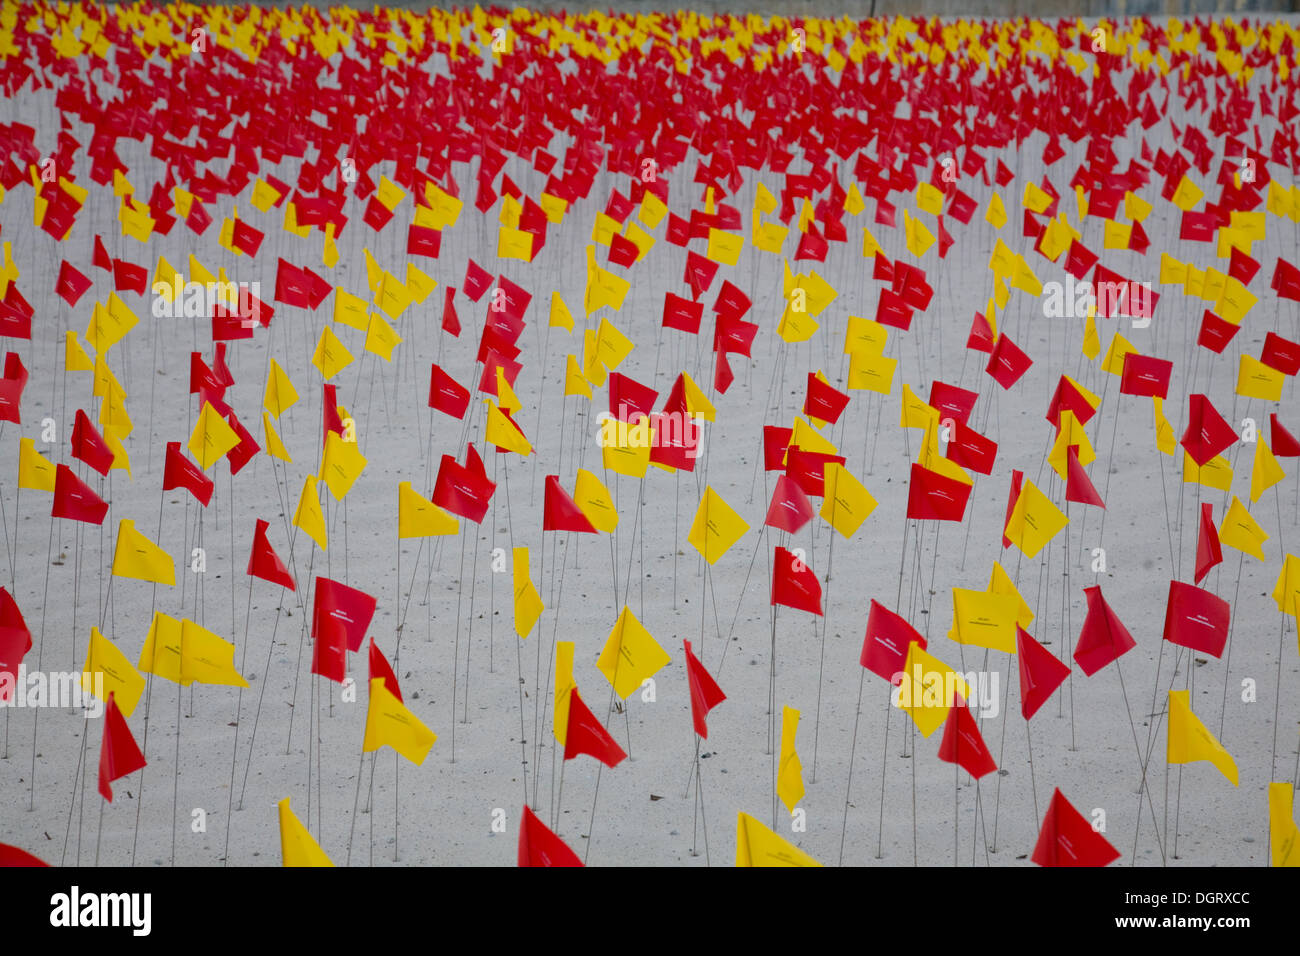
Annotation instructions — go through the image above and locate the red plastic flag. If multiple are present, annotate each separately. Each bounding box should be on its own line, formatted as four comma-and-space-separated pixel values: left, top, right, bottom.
72, 409, 114, 476
0, 588, 32, 703
163, 441, 213, 507
985, 334, 1032, 389
1262, 332, 1300, 377
966, 313, 995, 354
945, 421, 998, 475
938, 697, 997, 779
432, 453, 495, 524
1197, 310, 1239, 354
1031, 788, 1120, 866
0, 843, 48, 867
764, 475, 814, 535
322, 384, 344, 447
543, 476, 597, 534
1065, 446, 1104, 508
1073, 586, 1137, 676
56, 260, 92, 307
1180, 394, 1236, 467
312, 577, 377, 654
1119, 353, 1173, 399
563, 688, 626, 768
1046, 376, 1098, 428
368, 636, 402, 703
441, 286, 461, 337
608, 373, 658, 423
224, 411, 260, 476
860, 600, 925, 683
428, 364, 470, 420
1271, 415, 1300, 457
929, 381, 978, 426
463, 259, 494, 302
311, 615, 348, 684
52, 463, 108, 525
683, 639, 726, 738
906, 462, 971, 522
518, 805, 583, 867
771, 546, 823, 615
98, 692, 146, 802
248, 518, 294, 590
1195, 503, 1222, 584
804, 374, 849, 425
663, 292, 703, 334
92, 234, 112, 271
1002, 469, 1024, 548
1016, 625, 1070, 720
1163, 580, 1230, 658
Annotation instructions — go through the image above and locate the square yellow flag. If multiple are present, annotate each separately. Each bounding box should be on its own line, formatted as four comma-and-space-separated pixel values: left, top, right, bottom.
820, 463, 876, 538
895, 642, 969, 738
947, 588, 1019, 653
688, 486, 748, 564
706, 228, 743, 266
596, 606, 670, 700
1236, 354, 1283, 401
1005, 480, 1068, 558
311, 325, 353, 380
363, 679, 436, 765
319, 431, 367, 500
81, 627, 146, 717
188, 401, 240, 470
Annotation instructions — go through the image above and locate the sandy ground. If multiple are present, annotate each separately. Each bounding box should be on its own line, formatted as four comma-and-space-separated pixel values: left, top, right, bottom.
1, 18, 1299, 868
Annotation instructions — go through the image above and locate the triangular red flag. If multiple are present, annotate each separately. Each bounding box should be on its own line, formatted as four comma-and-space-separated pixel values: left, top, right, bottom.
683, 639, 725, 739
1194, 503, 1222, 584
0, 587, 33, 704
1271, 414, 1300, 457
163, 441, 214, 507
563, 688, 627, 768
518, 805, 583, 867
937, 696, 997, 778
1163, 580, 1230, 658
52, 463, 109, 525
1065, 446, 1104, 508
248, 518, 294, 590
1031, 788, 1120, 866
98, 692, 146, 802
1073, 586, 1137, 676
312, 577, 377, 654
771, 546, 823, 616
368, 637, 402, 703
1002, 469, 1024, 548
860, 600, 925, 683
543, 475, 597, 533
764, 474, 814, 535
92, 234, 112, 271
432, 453, 495, 524
0, 842, 48, 867
1016, 625, 1070, 720
55, 260, 92, 307
1180, 394, 1236, 467
72, 409, 114, 476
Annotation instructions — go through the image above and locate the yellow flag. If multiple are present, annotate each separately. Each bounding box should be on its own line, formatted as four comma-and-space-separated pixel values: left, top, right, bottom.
138, 613, 248, 687
735, 812, 822, 867
486, 400, 530, 457
293, 475, 328, 551
311, 325, 353, 380
111, 519, 175, 586
564, 355, 591, 399
320, 431, 367, 500
1047, 410, 1096, 478
1182, 452, 1233, 492
397, 481, 457, 538
1218, 496, 1267, 560
553, 641, 576, 745
820, 462, 876, 538
363, 678, 436, 764
584, 246, 630, 314
596, 316, 634, 370
638, 191, 667, 228
688, 487, 749, 564
81, 627, 146, 717
900, 383, 939, 430
985, 193, 1007, 229
753, 221, 789, 254
1270, 783, 1300, 867
1022, 182, 1053, 213
574, 468, 618, 532
706, 228, 743, 266
1251, 438, 1286, 503
1167, 689, 1238, 785
498, 226, 535, 262
600, 416, 653, 478
903, 210, 935, 257
680, 371, 716, 422
790, 416, 838, 457
263, 358, 298, 418
1273, 553, 1300, 618
596, 606, 671, 700
364, 313, 403, 361
915, 182, 944, 216
262, 413, 292, 463
896, 642, 969, 738
65, 331, 94, 372
512, 547, 544, 638
1237, 354, 1284, 402
847, 349, 897, 393
333, 287, 370, 330
550, 292, 574, 331
948, 588, 1019, 654
1005, 480, 1068, 559
1171, 174, 1204, 211
404, 264, 436, 304
777, 706, 804, 813
375, 272, 413, 319
988, 561, 1033, 628
1101, 332, 1138, 375
278, 798, 334, 867
844, 316, 888, 355
753, 182, 778, 215
18, 437, 56, 492
1153, 396, 1177, 455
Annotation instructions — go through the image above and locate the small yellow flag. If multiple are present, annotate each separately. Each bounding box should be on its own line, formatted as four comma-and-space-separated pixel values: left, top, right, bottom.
81, 627, 146, 717
1182, 452, 1233, 492
485, 400, 531, 456
574, 468, 618, 533
278, 798, 334, 867
293, 476, 328, 551
263, 358, 298, 418
1005, 480, 1068, 559
512, 547, 545, 639
18, 437, 56, 492
1167, 689, 1238, 785
688, 486, 749, 564
820, 462, 876, 538
596, 606, 671, 700
564, 355, 592, 399
735, 812, 822, 867
550, 292, 574, 331
319, 432, 367, 501
65, 331, 94, 372
311, 325, 353, 380
1272, 553, 1300, 619
1236, 354, 1284, 402
363, 678, 436, 765
948, 588, 1019, 654
1269, 783, 1300, 867
111, 519, 175, 586
397, 481, 457, 538
777, 706, 804, 813
1218, 495, 1267, 560
896, 642, 969, 738
988, 561, 1034, 628
262, 413, 292, 463
1250, 438, 1286, 503
553, 641, 576, 745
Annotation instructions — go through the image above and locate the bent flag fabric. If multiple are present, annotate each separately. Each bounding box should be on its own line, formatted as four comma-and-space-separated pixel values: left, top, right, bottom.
1031, 789, 1120, 866
1167, 689, 1238, 785
563, 688, 627, 768
81, 627, 145, 718
1073, 586, 1137, 676
683, 639, 725, 739
278, 798, 333, 867
98, 692, 146, 802
1016, 626, 1069, 721
111, 520, 175, 586
363, 678, 436, 765
735, 812, 822, 867
518, 806, 583, 867
777, 706, 804, 813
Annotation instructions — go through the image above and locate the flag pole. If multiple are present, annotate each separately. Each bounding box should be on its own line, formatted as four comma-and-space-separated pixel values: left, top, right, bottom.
837, 665, 867, 866
222, 572, 255, 865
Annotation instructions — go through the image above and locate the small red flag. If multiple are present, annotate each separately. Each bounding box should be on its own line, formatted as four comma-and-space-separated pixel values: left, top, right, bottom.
432, 453, 496, 524
92, 234, 112, 271
804, 374, 849, 425
608, 372, 658, 423
162, 441, 213, 507
230, 219, 264, 257
1261, 332, 1300, 377
771, 546, 823, 616
1119, 353, 1173, 399
1271, 415, 1300, 457
683, 639, 726, 739
784, 447, 845, 498
860, 600, 925, 683
1073, 586, 1137, 676
52, 463, 108, 525
428, 364, 470, 420
463, 259, 494, 302
966, 312, 995, 354
1163, 580, 1230, 658
1016, 625, 1070, 720
312, 577, 377, 654
368, 637, 402, 703
224, 411, 260, 476
248, 518, 294, 590
763, 426, 793, 472
543, 476, 597, 534
1002, 469, 1024, 548
322, 384, 344, 448
0, 587, 32, 703
1195, 503, 1223, 584
764, 475, 814, 535
945, 421, 998, 475
564, 688, 626, 768
1197, 310, 1239, 354
98, 692, 146, 802
1046, 376, 1098, 428
407, 224, 442, 259
1180, 394, 1236, 467
72, 409, 114, 476
441, 286, 461, 337
929, 381, 978, 426
938, 697, 997, 779
518, 805, 583, 867
1065, 446, 1105, 508
0, 842, 48, 867
906, 462, 971, 522
985, 334, 1032, 389
1032, 788, 1120, 866
311, 615, 349, 685
663, 292, 703, 334
56, 260, 92, 307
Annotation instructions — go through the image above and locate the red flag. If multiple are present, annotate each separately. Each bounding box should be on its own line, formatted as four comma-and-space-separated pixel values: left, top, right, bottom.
804, 374, 849, 425
56, 260, 92, 307
224, 411, 260, 476
432, 453, 495, 524
0, 843, 48, 867
230, 219, 264, 257
1032, 788, 1120, 866
163, 441, 214, 507
407, 224, 442, 259
0, 353, 25, 423
860, 600, 925, 683
98, 692, 146, 802
518, 805, 583, 867
92, 234, 112, 271
72, 409, 114, 476
683, 639, 726, 738
0, 587, 32, 703
985, 334, 1032, 389
1195, 503, 1222, 584
663, 292, 703, 334
463, 259, 494, 302
1197, 310, 1239, 354
714, 350, 734, 395
1065, 446, 1104, 508
564, 688, 627, 767
938, 697, 997, 779
771, 546, 823, 615
368, 637, 402, 703
1163, 580, 1230, 658
111, 258, 148, 296
248, 518, 294, 590
428, 364, 470, 420
1261, 332, 1300, 377
945, 421, 998, 475
52, 463, 108, 525
312, 577, 377, 654
274, 259, 312, 308
764, 475, 814, 535
441, 286, 461, 337
1180, 394, 1236, 467
906, 462, 971, 522
608, 372, 659, 423
543, 476, 597, 533
966, 312, 995, 353
322, 384, 344, 447
1016, 625, 1070, 720
1002, 469, 1024, 548
929, 381, 978, 426
1119, 353, 1173, 399
190, 352, 225, 396
1271, 415, 1300, 457
1046, 376, 1098, 428
311, 615, 348, 684
784, 447, 845, 498
1073, 586, 1136, 676
763, 426, 793, 472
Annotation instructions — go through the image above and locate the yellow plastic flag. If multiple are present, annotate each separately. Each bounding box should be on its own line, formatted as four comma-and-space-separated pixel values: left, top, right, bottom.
896, 642, 969, 738
104, 431, 131, 478
688, 487, 749, 564
948, 588, 1019, 654
1159, 253, 1189, 285
915, 182, 944, 217
596, 316, 634, 370
319, 431, 367, 500
188, 254, 215, 287
65, 331, 94, 372
376, 272, 413, 319
903, 210, 935, 257
706, 228, 743, 266
187, 401, 240, 470
1005, 480, 1069, 559
600, 416, 653, 478
899, 383, 939, 430
498, 226, 535, 262
1218, 495, 1267, 560
138, 613, 248, 687
1167, 689, 1238, 785
584, 246, 630, 314
574, 468, 618, 532
847, 349, 897, 393
1236, 354, 1284, 402
1251, 438, 1286, 503
18, 437, 56, 492
678, 371, 716, 422
754, 182, 778, 215
844, 182, 865, 216
397, 481, 457, 538
512, 547, 544, 639
735, 812, 822, 867
564, 355, 592, 399
844, 316, 888, 356
484, 401, 530, 457
322, 225, 340, 269
279, 797, 334, 867
363, 678, 436, 764
333, 287, 369, 330
293, 476, 328, 551
777, 706, 804, 813
1270, 783, 1300, 867
753, 221, 788, 254
376, 175, 406, 212
1171, 175, 1204, 211
820, 462, 876, 538
988, 561, 1034, 628
495, 368, 522, 414
1182, 452, 1233, 492
638, 191, 667, 228
1273, 553, 1300, 618
553, 641, 576, 745
263, 358, 298, 418
1101, 331, 1138, 376
550, 292, 574, 331
1047, 410, 1096, 478
1153, 396, 1177, 455
776, 303, 819, 343
790, 416, 839, 457
364, 313, 403, 361
985, 193, 1007, 229
1022, 182, 1053, 214
311, 325, 353, 380
81, 627, 146, 717
262, 413, 292, 464
596, 606, 670, 700
592, 211, 621, 245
